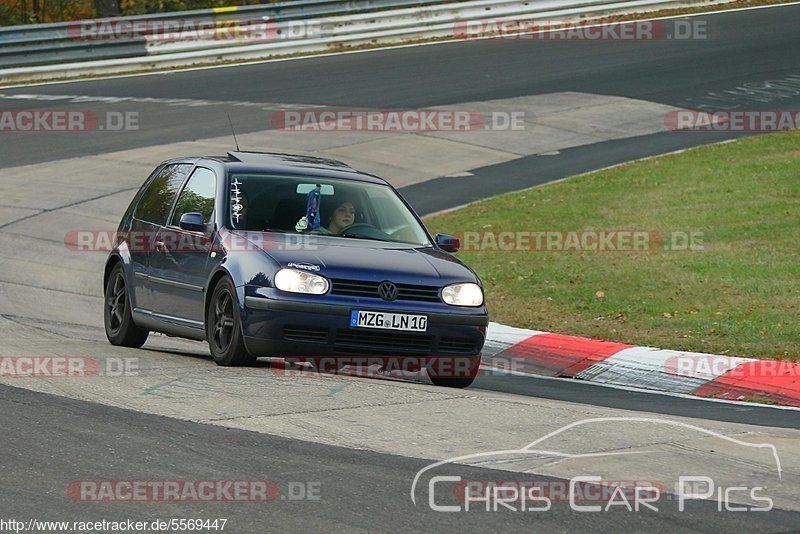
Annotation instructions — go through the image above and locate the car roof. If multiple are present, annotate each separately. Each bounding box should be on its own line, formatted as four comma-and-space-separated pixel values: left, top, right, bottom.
164, 151, 389, 185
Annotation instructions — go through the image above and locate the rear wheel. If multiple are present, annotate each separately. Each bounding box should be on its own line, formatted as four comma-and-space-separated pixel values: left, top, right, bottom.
207, 277, 254, 366
427, 356, 481, 388
104, 263, 149, 348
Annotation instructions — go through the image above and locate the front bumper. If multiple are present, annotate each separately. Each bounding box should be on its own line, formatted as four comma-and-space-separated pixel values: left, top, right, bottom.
241, 292, 488, 358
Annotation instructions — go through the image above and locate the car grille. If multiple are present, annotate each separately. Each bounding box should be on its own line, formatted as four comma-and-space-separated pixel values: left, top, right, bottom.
331, 278, 440, 302
283, 326, 328, 344
334, 329, 433, 355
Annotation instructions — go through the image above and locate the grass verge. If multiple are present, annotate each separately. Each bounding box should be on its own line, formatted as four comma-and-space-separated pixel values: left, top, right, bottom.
425, 131, 800, 360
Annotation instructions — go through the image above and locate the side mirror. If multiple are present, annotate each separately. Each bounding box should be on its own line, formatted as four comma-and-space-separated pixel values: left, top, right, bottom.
435, 233, 460, 253
179, 212, 207, 233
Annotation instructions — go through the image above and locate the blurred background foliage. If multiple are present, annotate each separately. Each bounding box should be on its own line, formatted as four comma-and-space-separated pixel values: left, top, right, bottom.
0, 0, 282, 25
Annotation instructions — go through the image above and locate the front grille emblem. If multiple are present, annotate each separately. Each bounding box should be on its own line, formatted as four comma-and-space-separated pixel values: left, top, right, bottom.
378, 281, 398, 301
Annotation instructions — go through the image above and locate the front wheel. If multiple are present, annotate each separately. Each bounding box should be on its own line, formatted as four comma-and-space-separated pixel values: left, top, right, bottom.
206, 278, 254, 366
104, 263, 149, 348
427, 356, 481, 388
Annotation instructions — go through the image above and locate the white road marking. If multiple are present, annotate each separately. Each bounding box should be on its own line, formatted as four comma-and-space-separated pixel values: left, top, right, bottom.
0, 93, 323, 109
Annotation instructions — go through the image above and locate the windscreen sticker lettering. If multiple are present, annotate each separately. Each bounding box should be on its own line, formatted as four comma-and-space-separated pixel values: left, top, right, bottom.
231, 178, 244, 224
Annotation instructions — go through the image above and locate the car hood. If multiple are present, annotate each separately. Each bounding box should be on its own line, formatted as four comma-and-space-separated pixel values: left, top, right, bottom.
232, 232, 478, 286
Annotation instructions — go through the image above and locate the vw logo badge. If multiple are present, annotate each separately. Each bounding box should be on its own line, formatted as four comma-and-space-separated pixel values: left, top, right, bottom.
378, 281, 398, 301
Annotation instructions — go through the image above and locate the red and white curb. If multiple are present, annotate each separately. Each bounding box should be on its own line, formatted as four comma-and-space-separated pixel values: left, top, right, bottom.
482, 323, 800, 408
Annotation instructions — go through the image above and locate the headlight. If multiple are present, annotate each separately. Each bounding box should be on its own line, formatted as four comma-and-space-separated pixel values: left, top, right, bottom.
274, 268, 329, 295
442, 283, 483, 306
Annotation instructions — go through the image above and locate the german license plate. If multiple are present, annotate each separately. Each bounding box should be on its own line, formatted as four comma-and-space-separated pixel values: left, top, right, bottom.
350, 310, 427, 332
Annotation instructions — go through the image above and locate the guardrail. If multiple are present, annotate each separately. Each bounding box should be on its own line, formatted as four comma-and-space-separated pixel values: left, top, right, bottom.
0, 0, 450, 68
0, 0, 727, 83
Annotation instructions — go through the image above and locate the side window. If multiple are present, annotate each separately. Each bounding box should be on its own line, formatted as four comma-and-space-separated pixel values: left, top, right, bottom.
170, 167, 217, 227
133, 164, 191, 225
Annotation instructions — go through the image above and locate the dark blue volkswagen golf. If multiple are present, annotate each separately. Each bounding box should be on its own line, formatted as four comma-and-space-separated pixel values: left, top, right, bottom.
104, 151, 488, 387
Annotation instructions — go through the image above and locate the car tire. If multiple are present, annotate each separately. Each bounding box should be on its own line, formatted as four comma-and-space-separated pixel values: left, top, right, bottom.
207, 277, 254, 366
427, 355, 481, 388
104, 263, 149, 348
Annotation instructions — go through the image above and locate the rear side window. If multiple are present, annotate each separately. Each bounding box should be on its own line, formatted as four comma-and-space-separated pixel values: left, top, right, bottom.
170, 167, 217, 227
134, 164, 192, 225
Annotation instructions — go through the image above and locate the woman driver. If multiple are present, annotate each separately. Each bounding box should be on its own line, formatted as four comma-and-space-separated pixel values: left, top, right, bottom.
327, 200, 356, 234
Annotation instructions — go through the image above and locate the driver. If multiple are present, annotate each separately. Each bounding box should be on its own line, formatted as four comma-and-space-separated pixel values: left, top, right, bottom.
327, 200, 356, 234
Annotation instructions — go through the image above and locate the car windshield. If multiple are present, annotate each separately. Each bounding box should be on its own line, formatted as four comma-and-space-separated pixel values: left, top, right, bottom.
227, 173, 431, 247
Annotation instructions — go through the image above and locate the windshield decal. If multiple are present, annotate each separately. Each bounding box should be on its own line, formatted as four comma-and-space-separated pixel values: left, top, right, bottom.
231, 178, 244, 224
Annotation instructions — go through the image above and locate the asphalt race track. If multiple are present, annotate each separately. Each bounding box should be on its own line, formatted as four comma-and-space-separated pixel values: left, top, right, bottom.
1, 5, 799, 532
2, 5, 800, 168
2, 383, 799, 532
